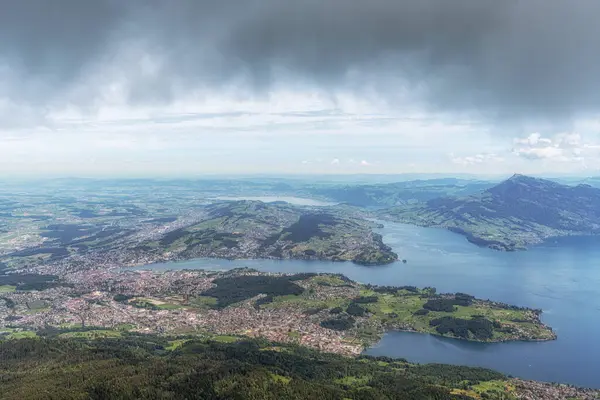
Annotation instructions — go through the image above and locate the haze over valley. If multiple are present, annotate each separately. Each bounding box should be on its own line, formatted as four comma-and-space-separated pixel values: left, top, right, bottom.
3, 1, 600, 398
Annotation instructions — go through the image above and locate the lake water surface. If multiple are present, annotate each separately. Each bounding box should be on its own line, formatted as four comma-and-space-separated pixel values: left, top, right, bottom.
138, 222, 600, 388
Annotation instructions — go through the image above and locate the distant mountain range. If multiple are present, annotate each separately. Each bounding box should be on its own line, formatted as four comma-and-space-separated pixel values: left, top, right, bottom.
379, 174, 600, 251
309, 178, 494, 207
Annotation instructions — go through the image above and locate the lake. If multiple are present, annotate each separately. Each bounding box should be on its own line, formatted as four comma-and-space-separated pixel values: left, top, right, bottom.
137, 222, 600, 388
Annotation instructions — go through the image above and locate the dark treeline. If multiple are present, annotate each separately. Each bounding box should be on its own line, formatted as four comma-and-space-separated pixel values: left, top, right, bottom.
9, 246, 69, 259
288, 273, 319, 281
202, 275, 305, 308
145, 216, 178, 223
423, 299, 456, 312
0, 296, 15, 308
0, 334, 509, 399
113, 294, 134, 303
454, 293, 475, 306
40, 224, 98, 244
353, 296, 379, 304
0, 274, 66, 291
429, 317, 494, 340
281, 213, 337, 242
346, 303, 367, 317
159, 227, 189, 246
423, 294, 475, 313
320, 316, 356, 331
367, 285, 426, 295
254, 294, 274, 309
131, 299, 160, 310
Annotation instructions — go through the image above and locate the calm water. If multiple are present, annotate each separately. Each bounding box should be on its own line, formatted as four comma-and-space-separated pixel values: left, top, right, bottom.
138, 222, 600, 388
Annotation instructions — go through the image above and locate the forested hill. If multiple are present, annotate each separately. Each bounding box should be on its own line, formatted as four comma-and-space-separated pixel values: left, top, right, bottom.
131, 200, 397, 265
1, 335, 597, 399
379, 174, 600, 251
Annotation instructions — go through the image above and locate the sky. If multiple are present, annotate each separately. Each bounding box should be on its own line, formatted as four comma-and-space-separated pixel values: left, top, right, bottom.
2, 0, 600, 177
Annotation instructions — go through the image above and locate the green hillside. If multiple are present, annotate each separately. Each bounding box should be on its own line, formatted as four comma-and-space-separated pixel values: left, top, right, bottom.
380, 175, 600, 251
134, 200, 397, 265
2, 334, 590, 400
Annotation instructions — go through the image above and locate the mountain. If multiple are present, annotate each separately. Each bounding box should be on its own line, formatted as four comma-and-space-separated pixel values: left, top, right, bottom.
308, 179, 495, 207
379, 174, 600, 251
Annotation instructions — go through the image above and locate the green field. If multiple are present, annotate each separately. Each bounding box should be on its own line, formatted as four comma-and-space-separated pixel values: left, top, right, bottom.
334, 375, 372, 387
5, 330, 38, 340
189, 295, 218, 309
115, 323, 136, 331
157, 303, 182, 310
58, 323, 83, 329
254, 275, 554, 343
165, 339, 190, 351
265, 293, 346, 311
211, 335, 241, 343
310, 275, 348, 286
0, 285, 16, 293
129, 297, 182, 310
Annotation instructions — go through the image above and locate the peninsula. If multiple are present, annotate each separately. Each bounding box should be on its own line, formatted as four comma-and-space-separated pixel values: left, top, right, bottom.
0, 268, 555, 356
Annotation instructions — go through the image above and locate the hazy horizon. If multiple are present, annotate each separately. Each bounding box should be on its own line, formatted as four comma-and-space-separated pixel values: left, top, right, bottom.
2, 171, 599, 184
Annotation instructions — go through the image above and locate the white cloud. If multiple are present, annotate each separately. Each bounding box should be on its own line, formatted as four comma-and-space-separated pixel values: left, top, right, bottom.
451, 153, 504, 166
513, 133, 551, 146
513, 146, 566, 160
3, 80, 600, 176
511, 132, 590, 162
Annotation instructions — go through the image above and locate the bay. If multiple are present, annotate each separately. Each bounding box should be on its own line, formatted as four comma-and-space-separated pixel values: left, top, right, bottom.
138, 222, 600, 388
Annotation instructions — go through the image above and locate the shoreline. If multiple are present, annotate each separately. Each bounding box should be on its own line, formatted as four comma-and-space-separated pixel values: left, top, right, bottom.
378, 215, 600, 252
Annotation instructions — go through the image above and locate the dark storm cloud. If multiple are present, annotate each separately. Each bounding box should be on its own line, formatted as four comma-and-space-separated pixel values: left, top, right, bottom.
1, 0, 600, 122
0, 0, 126, 104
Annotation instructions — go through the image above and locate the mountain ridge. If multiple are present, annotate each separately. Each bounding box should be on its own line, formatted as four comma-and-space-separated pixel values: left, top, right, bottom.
379, 175, 600, 251
129, 200, 398, 265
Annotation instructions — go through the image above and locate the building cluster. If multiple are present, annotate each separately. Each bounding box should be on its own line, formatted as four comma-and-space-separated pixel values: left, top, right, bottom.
1, 268, 366, 355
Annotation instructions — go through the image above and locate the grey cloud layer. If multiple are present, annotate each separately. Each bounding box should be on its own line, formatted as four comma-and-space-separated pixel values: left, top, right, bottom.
2, 0, 600, 122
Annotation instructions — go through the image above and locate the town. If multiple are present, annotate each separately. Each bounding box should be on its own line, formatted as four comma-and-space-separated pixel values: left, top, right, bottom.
1, 263, 556, 356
